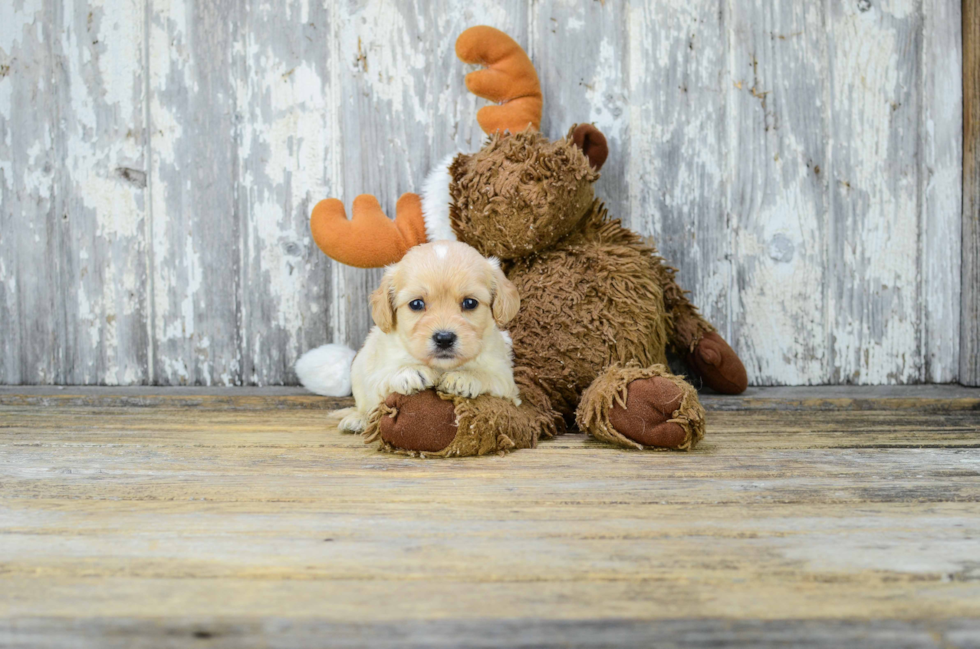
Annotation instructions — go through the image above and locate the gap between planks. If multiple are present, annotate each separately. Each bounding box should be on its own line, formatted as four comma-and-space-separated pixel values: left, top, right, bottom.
1, 385, 978, 411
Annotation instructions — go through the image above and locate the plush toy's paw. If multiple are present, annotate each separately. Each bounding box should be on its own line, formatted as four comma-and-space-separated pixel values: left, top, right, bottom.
607, 376, 689, 448
578, 365, 704, 451
438, 371, 483, 399
687, 332, 748, 395
386, 367, 438, 396
378, 390, 458, 453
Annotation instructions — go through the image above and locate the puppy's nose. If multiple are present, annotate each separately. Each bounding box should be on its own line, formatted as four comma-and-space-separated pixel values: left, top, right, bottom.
432, 331, 457, 349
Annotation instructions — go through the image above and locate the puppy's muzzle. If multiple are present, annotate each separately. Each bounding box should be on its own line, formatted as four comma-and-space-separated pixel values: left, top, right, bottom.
432, 330, 457, 351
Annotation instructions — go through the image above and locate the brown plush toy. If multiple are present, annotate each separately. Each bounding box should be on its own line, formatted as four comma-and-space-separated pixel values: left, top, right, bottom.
305, 26, 747, 457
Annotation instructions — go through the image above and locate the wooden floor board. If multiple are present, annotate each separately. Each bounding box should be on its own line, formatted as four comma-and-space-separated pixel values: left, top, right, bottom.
2, 618, 979, 649
1, 387, 979, 646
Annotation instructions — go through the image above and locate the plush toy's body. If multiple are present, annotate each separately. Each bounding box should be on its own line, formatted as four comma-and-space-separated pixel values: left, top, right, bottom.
298, 26, 748, 456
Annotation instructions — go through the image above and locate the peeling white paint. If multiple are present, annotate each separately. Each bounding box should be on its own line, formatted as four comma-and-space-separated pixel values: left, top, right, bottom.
629, 0, 730, 342
919, 0, 963, 383
0, 0, 966, 386
830, 0, 923, 384
724, 1, 832, 386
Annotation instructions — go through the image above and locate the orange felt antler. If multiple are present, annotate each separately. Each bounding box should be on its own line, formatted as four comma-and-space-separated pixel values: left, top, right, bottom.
456, 26, 542, 135
310, 193, 427, 268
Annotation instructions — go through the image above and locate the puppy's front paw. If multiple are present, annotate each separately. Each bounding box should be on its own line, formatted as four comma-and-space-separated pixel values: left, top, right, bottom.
388, 367, 438, 396
438, 371, 484, 399
339, 411, 367, 434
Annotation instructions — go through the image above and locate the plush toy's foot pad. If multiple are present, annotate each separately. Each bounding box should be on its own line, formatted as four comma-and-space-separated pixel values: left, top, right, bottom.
577, 363, 706, 451
607, 377, 688, 448
687, 332, 748, 395
377, 390, 457, 452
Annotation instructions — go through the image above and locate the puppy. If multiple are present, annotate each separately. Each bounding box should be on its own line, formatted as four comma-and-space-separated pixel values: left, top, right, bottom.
338, 241, 522, 433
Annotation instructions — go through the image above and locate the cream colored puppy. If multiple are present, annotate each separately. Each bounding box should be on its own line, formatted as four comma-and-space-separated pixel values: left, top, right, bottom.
338, 241, 521, 433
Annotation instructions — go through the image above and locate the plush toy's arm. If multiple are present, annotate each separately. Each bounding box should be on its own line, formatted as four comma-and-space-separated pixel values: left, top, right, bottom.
657, 262, 714, 351
657, 263, 748, 394
310, 193, 427, 268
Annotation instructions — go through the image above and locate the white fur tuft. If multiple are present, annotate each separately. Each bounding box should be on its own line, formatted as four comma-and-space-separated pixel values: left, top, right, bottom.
420, 153, 459, 242
295, 344, 357, 396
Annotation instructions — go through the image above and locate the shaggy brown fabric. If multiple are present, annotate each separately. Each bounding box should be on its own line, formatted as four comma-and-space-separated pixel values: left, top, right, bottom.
504, 202, 670, 416
687, 332, 749, 394
449, 128, 599, 260
577, 363, 705, 451
646, 253, 716, 354
642, 236, 748, 392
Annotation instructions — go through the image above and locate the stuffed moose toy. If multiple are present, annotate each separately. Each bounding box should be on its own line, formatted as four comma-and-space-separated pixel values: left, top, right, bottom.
299, 26, 747, 457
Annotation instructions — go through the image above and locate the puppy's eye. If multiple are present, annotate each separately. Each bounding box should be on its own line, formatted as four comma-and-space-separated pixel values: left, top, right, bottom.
461, 298, 479, 311
408, 299, 425, 311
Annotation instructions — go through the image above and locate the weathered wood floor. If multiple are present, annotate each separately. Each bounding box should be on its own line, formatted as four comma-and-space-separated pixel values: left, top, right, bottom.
1, 386, 979, 648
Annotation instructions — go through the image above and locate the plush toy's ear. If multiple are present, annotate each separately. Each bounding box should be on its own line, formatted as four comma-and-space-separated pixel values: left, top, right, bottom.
571, 124, 608, 171
370, 269, 397, 333
489, 259, 520, 326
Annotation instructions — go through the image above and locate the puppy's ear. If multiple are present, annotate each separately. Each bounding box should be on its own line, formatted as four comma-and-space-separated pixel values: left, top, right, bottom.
489, 259, 520, 326
370, 269, 397, 333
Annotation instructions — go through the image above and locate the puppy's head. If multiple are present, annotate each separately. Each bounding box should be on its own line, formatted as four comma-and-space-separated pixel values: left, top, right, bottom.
370, 241, 520, 370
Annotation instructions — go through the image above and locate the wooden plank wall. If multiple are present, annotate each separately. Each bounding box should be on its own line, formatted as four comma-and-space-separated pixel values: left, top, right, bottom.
0, 0, 965, 386
963, 0, 980, 386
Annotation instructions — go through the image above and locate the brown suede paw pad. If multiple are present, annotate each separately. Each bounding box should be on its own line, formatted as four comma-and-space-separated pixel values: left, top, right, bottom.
687, 332, 748, 395
607, 377, 688, 448
378, 390, 458, 452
